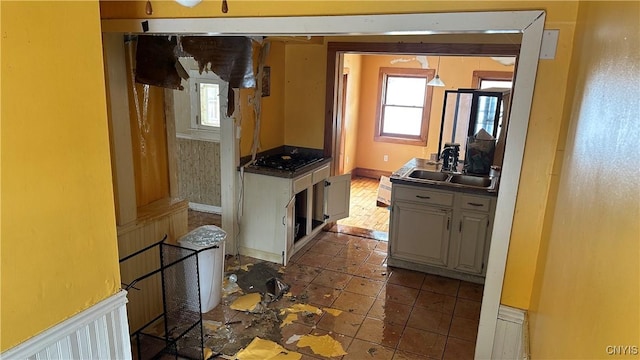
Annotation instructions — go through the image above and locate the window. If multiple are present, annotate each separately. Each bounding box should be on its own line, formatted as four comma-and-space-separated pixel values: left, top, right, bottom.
375, 67, 435, 145
172, 70, 228, 142
197, 83, 221, 128
472, 71, 514, 138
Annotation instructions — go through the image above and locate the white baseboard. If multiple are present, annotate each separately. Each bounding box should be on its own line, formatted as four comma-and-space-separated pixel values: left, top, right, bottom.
188, 202, 222, 214
492, 305, 528, 360
1, 290, 131, 360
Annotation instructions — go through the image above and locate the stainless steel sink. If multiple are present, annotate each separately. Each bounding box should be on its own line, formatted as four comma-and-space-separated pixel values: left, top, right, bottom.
399, 166, 496, 191
408, 170, 450, 181
449, 174, 492, 188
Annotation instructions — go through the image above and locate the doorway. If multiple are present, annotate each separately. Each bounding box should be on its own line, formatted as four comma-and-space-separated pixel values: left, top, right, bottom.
102, 11, 546, 357
331, 51, 517, 242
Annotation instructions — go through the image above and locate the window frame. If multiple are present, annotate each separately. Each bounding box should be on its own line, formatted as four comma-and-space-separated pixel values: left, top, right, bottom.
173, 70, 228, 143
471, 70, 514, 89
374, 67, 435, 145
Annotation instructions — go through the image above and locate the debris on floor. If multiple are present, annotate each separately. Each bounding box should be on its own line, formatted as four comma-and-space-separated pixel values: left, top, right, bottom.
234, 337, 302, 360
322, 307, 342, 316
230, 293, 262, 312
202, 257, 350, 359
295, 334, 348, 358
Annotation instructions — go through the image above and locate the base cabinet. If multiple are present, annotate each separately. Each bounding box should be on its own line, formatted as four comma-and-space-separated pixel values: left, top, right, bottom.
388, 183, 496, 282
390, 201, 451, 267
239, 163, 350, 265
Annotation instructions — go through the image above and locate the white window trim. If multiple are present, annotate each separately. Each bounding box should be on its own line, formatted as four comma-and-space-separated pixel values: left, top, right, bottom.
174, 70, 228, 143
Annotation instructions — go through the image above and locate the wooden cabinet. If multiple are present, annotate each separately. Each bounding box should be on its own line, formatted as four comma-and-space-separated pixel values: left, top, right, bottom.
388, 183, 495, 283
239, 163, 350, 265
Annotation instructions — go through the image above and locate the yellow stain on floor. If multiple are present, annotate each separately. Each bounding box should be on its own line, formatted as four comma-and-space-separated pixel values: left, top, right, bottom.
296, 334, 348, 357
230, 293, 262, 312
235, 337, 302, 360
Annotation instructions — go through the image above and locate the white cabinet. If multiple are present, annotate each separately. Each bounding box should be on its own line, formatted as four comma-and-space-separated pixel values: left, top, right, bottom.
388, 183, 495, 282
390, 201, 451, 267
239, 163, 350, 265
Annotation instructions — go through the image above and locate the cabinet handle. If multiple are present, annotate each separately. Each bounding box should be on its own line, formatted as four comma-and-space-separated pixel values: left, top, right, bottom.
467, 202, 484, 207
459, 220, 462, 232
447, 218, 450, 230
416, 195, 431, 199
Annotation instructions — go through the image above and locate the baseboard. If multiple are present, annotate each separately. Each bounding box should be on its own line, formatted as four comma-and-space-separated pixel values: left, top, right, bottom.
493, 305, 528, 359
1, 290, 131, 359
188, 202, 222, 214
353, 168, 393, 180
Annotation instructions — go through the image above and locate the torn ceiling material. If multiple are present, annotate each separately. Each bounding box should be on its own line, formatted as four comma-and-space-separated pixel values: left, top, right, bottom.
134, 35, 185, 90
180, 36, 256, 89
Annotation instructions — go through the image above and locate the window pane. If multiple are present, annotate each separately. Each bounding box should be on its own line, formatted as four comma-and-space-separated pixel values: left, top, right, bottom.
474, 95, 498, 135
199, 83, 220, 127
382, 106, 422, 136
480, 80, 512, 89
385, 76, 426, 106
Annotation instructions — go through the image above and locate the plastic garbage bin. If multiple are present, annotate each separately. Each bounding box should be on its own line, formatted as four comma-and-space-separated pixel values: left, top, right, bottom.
178, 225, 226, 313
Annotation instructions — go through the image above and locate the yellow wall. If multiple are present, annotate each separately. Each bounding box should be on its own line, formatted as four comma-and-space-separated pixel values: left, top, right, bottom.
1, 1, 121, 350
124, 41, 170, 206
528, 1, 640, 357
100, 1, 580, 308
354, 55, 513, 173
239, 40, 286, 157
283, 43, 326, 149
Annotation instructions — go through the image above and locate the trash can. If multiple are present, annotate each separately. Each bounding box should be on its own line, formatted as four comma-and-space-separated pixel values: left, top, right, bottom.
178, 225, 226, 313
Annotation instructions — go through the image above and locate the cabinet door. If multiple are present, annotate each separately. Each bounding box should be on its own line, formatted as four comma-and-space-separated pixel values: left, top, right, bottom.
283, 195, 295, 265
390, 201, 451, 267
324, 174, 351, 222
451, 211, 489, 274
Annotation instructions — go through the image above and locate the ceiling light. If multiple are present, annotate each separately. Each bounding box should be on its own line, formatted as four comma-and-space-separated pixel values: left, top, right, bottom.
175, 0, 202, 7
427, 56, 445, 87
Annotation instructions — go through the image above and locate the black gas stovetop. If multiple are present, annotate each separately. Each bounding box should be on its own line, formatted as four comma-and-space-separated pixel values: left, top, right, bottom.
254, 153, 324, 172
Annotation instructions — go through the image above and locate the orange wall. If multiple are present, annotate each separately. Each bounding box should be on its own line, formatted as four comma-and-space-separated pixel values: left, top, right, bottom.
342, 54, 363, 174
1, 1, 121, 350
99, 1, 580, 309
354, 55, 512, 173
527, 1, 639, 357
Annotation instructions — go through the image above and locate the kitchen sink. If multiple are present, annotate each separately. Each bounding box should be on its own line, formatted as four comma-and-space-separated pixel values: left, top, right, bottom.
408, 170, 450, 181
449, 174, 492, 188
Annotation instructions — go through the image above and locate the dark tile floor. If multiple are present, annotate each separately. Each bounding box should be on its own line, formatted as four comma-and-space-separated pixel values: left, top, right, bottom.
203, 231, 483, 359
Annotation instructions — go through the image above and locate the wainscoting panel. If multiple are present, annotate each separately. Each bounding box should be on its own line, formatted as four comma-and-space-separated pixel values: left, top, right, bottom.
176, 138, 221, 207
492, 305, 528, 359
1, 291, 131, 360
117, 198, 188, 334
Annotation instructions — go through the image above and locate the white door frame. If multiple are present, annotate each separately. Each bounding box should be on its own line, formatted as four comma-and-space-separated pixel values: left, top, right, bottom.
102, 11, 545, 358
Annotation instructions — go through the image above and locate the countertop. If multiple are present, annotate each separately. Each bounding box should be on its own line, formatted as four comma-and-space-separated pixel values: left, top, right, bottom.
390, 158, 500, 196
240, 157, 332, 179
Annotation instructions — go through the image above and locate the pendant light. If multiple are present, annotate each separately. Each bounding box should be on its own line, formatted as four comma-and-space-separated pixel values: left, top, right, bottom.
427, 56, 445, 87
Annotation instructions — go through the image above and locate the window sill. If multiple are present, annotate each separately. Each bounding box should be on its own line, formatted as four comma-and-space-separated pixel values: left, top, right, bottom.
176, 129, 220, 143
374, 135, 427, 146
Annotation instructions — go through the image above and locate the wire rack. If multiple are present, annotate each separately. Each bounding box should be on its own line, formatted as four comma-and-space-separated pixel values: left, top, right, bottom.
120, 236, 208, 360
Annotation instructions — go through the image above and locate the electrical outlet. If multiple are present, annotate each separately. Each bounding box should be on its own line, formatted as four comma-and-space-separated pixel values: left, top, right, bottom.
346, 156, 350, 164
383, 155, 389, 162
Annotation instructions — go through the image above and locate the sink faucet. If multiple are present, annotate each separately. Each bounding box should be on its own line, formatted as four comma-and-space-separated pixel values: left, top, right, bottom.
440, 143, 460, 172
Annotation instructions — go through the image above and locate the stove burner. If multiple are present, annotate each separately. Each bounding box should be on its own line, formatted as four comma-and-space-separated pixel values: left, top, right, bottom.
254, 153, 323, 172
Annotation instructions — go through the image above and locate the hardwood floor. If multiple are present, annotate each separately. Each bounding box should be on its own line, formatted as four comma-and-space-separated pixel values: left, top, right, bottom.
338, 176, 390, 234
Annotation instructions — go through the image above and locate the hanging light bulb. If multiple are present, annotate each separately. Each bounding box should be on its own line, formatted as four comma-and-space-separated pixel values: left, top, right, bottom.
427, 56, 445, 87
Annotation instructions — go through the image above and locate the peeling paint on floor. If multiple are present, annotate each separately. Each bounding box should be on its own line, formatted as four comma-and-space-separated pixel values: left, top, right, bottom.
295, 334, 348, 358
